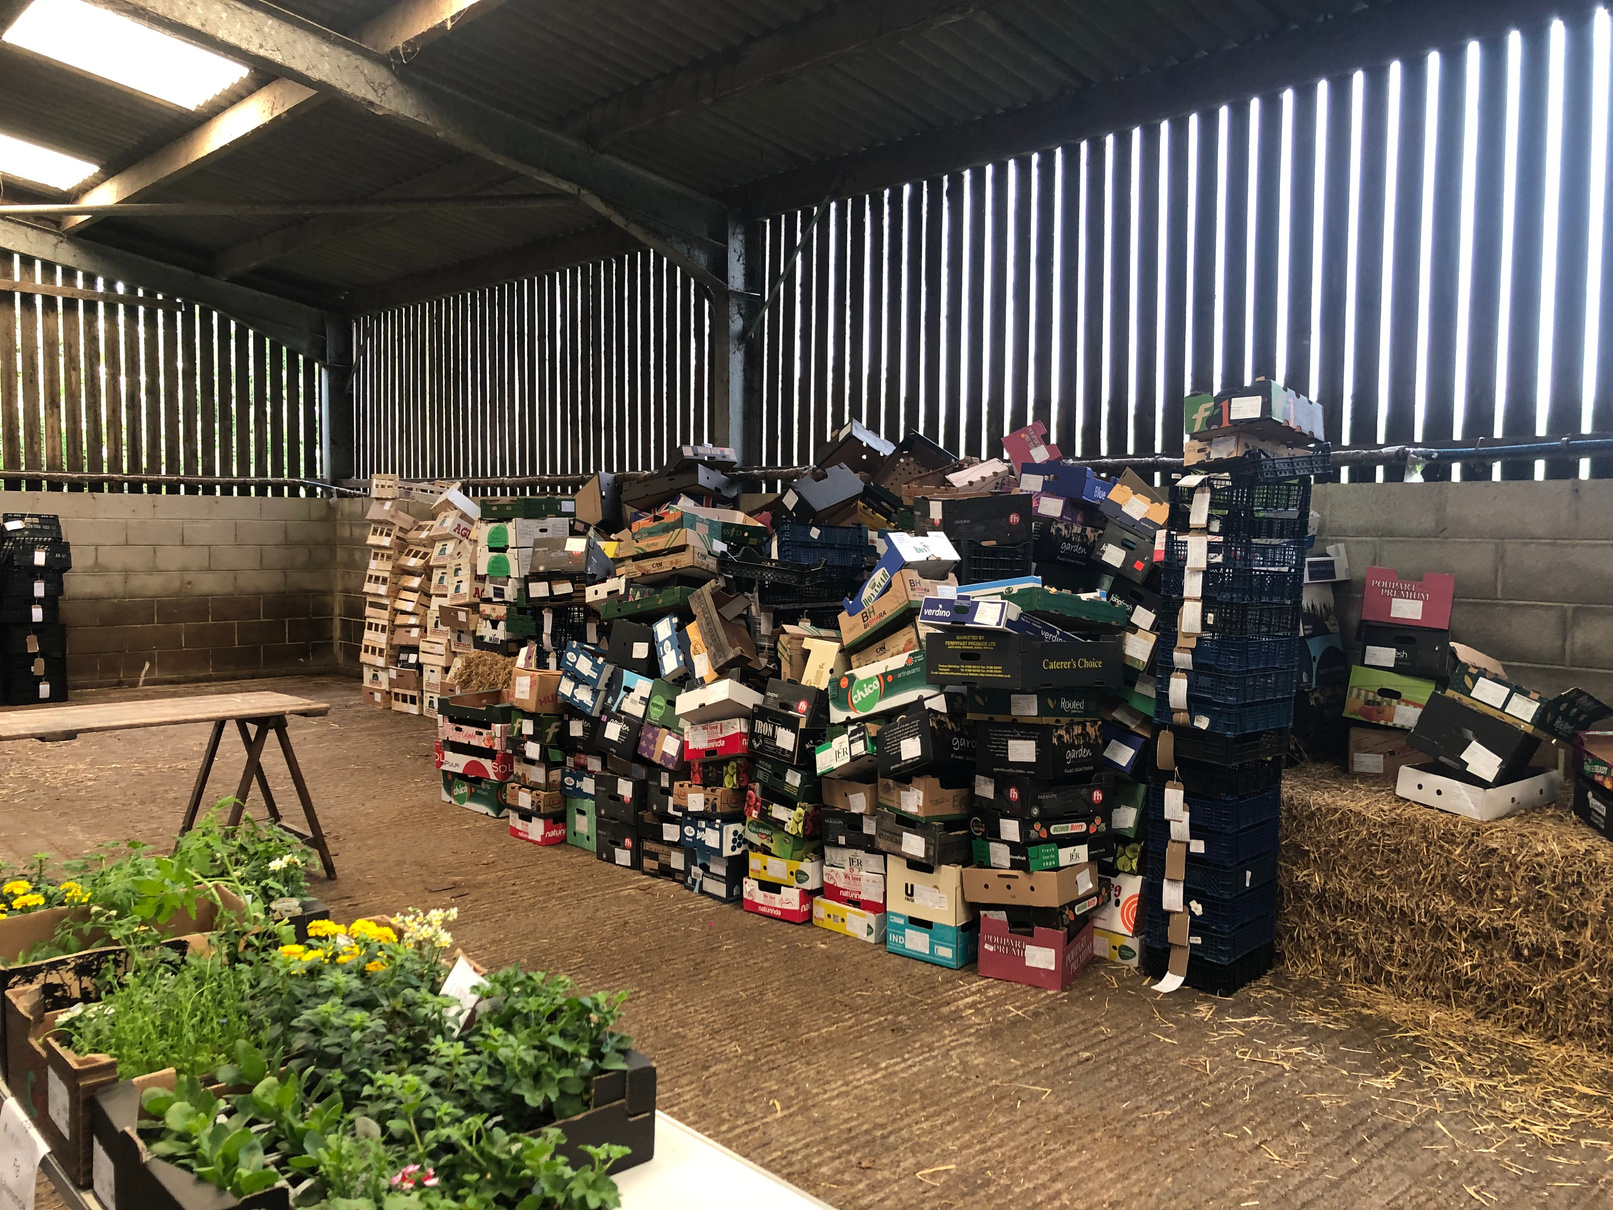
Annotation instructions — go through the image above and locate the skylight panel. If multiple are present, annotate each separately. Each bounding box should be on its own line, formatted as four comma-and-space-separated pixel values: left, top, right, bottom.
0, 130, 97, 191
4, 0, 249, 110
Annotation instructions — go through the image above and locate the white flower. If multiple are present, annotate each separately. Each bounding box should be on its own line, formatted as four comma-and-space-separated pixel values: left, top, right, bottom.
267, 854, 302, 872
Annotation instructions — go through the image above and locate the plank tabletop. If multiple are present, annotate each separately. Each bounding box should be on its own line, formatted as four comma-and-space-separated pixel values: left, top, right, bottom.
0, 692, 330, 741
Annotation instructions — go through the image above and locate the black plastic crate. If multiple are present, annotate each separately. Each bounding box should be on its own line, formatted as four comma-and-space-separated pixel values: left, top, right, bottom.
1169, 727, 1291, 765
2, 653, 67, 704
1237, 442, 1332, 481
1143, 939, 1276, 994
540, 604, 593, 652
1168, 477, 1311, 540
1, 624, 66, 656
0, 595, 60, 625
1147, 785, 1281, 833
1145, 844, 1279, 896
958, 540, 1035, 584
0, 567, 65, 598
0, 537, 72, 572
2, 513, 63, 541
1154, 665, 1299, 707
774, 520, 870, 570
1146, 812, 1279, 865
1156, 633, 1301, 672
1159, 564, 1305, 606
1157, 601, 1303, 638
1145, 879, 1278, 932
1162, 534, 1306, 573
1164, 756, 1284, 799
1160, 697, 1295, 735
1144, 901, 1276, 965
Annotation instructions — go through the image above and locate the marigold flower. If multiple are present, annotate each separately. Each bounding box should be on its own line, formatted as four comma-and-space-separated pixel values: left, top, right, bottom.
59, 881, 89, 904
2, 880, 30, 897
305, 919, 343, 938
278, 944, 307, 958
335, 949, 359, 964
11, 894, 45, 910
365, 959, 387, 972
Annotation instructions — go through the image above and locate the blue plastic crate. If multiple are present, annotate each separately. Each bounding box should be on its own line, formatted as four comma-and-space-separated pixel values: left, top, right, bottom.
1148, 814, 1280, 865
1145, 845, 1279, 896
1168, 477, 1311, 540
1154, 665, 1299, 707
1158, 601, 1303, 638
1148, 785, 1281, 833
1159, 564, 1305, 605
1164, 757, 1284, 800
1156, 633, 1301, 672
1144, 902, 1276, 965
1162, 534, 1306, 573
1157, 696, 1296, 734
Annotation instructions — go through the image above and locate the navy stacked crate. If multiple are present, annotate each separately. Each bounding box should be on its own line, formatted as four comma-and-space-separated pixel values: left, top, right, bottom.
1, 513, 71, 705
1144, 456, 1323, 994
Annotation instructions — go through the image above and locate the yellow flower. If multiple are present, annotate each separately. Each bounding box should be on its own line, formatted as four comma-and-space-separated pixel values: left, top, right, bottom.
278, 944, 307, 958
11, 894, 45, 910
364, 960, 387, 972
301, 948, 327, 963
305, 919, 343, 938
348, 919, 397, 944
2, 880, 30, 897
335, 948, 360, 964
59, 881, 89, 904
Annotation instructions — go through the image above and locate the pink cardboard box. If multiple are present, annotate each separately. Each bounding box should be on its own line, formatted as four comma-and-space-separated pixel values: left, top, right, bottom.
978, 916, 1094, 991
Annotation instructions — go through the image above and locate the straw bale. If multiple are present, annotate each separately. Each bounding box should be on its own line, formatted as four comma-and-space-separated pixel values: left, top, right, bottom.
447, 652, 515, 695
1280, 763, 1613, 1049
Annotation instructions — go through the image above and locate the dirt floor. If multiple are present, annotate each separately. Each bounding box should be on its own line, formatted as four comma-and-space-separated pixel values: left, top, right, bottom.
7, 674, 1611, 1210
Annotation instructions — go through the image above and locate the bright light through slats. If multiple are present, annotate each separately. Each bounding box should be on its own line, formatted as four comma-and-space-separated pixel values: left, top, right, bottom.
5, 0, 249, 109
1583, 10, 1613, 479
0, 129, 96, 190
1414, 53, 1442, 448
1534, 19, 1570, 480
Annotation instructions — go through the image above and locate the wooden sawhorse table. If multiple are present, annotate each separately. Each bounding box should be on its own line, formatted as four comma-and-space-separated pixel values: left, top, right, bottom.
0, 691, 336, 879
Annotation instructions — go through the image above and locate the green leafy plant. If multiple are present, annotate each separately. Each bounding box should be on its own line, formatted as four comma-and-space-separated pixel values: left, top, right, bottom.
141, 1074, 282, 1198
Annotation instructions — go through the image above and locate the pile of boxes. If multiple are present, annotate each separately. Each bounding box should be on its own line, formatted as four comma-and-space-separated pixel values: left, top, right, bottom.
1, 512, 70, 705
1146, 381, 1326, 994
366, 389, 1340, 993
1336, 566, 1611, 822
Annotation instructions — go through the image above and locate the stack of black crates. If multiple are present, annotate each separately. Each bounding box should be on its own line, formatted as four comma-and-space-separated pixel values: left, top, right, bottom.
2, 512, 71, 705
1143, 450, 1326, 993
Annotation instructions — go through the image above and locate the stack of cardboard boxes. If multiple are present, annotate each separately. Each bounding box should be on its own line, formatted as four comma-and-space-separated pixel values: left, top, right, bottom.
1, 512, 70, 704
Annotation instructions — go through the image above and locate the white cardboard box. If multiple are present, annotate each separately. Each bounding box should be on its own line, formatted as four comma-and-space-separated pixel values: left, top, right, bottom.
1394, 762, 1560, 822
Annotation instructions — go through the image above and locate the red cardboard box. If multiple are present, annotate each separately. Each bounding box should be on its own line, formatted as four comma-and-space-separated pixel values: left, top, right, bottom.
1361, 567, 1456, 631
508, 809, 566, 846
742, 878, 815, 923
978, 916, 1094, 991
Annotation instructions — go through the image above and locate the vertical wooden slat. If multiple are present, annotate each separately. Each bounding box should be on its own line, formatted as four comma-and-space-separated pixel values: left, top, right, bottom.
1250, 92, 1284, 381
246, 331, 266, 487
1190, 111, 1221, 400
1502, 29, 1551, 478
268, 339, 286, 492
120, 295, 142, 480
1596, 52, 1613, 479
197, 310, 215, 487
943, 172, 966, 453
1222, 103, 1251, 392
20, 290, 42, 483
2, 284, 20, 483
792, 217, 814, 463
161, 310, 182, 486
761, 226, 781, 464
1031, 154, 1056, 438
1082, 137, 1107, 457
964, 169, 986, 459
302, 357, 319, 481
61, 291, 84, 483
903, 181, 923, 438
922, 178, 944, 442
1462, 40, 1508, 467
1009, 155, 1033, 434
638, 253, 654, 471
1107, 134, 1133, 456
830, 199, 850, 430
1316, 76, 1354, 478
1134, 124, 1162, 461
1161, 121, 1190, 457
42, 285, 63, 476
814, 205, 834, 453
1422, 49, 1467, 481
1285, 85, 1319, 398
848, 198, 868, 428
228, 323, 248, 488
85, 296, 105, 479
985, 165, 1008, 453
1383, 55, 1429, 483
177, 307, 196, 483
1546, 13, 1596, 478
1349, 68, 1392, 480
885, 188, 907, 440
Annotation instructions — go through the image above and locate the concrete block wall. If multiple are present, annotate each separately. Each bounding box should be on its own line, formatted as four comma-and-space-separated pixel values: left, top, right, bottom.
334, 497, 371, 667
1313, 479, 1613, 701
4, 491, 339, 689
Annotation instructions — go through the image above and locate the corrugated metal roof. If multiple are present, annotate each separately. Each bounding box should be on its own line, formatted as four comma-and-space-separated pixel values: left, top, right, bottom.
0, 0, 1384, 306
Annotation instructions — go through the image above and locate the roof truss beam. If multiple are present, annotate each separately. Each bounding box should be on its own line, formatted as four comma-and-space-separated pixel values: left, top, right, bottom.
89, 0, 730, 289
60, 0, 503, 234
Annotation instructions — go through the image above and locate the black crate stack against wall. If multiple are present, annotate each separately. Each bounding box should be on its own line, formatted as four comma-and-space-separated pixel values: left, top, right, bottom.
1, 514, 71, 705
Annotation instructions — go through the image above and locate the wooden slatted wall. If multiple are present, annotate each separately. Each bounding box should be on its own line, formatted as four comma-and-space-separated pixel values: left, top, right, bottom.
0, 254, 323, 493
352, 253, 713, 481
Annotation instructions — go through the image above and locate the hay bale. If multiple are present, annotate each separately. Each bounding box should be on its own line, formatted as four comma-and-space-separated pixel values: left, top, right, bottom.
1280, 763, 1613, 1049
447, 652, 515, 695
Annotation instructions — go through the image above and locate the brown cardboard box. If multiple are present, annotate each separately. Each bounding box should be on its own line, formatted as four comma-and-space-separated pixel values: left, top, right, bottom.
962, 863, 1098, 908
836, 571, 948, 652
878, 776, 971, 817
849, 622, 926, 670
509, 669, 563, 714
1347, 726, 1422, 779
823, 777, 877, 814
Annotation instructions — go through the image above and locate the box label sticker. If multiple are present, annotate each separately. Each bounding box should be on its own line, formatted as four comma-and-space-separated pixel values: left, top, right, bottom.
901, 833, 927, 858
662, 823, 680, 842
632, 642, 650, 659
1103, 739, 1134, 766
911, 884, 949, 911
575, 813, 590, 834
846, 791, 866, 813
688, 792, 705, 812
1471, 678, 1511, 709
1505, 695, 1541, 724
1006, 739, 1036, 763
1132, 606, 1156, 632
900, 788, 921, 811
671, 850, 686, 871
786, 768, 803, 787
904, 927, 932, 954
93, 1136, 116, 1209
617, 778, 634, 798
863, 815, 877, 835
1036, 495, 1064, 518
1392, 703, 1422, 728
899, 736, 922, 762
570, 719, 584, 737
975, 775, 995, 799
48, 1066, 69, 1137
614, 848, 631, 867
1099, 543, 1124, 567
1389, 596, 1424, 620
1030, 443, 1050, 463
1122, 494, 1149, 520
1364, 645, 1398, 669
1188, 838, 1205, 855
1228, 395, 1263, 420
987, 840, 1009, 868
1124, 632, 1154, 661
1008, 694, 1039, 717
1022, 474, 1044, 492
1024, 944, 1058, 970
1461, 741, 1503, 781
1112, 805, 1138, 830
929, 500, 944, 520
1353, 752, 1386, 773
999, 818, 1022, 843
